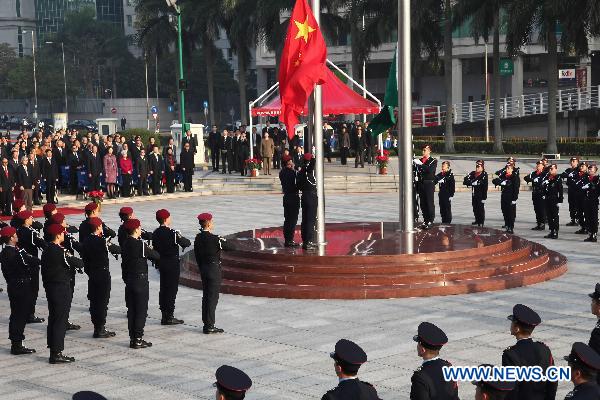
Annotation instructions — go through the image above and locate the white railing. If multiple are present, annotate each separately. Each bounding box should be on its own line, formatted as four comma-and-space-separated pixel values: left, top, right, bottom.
411, 86, 600, 128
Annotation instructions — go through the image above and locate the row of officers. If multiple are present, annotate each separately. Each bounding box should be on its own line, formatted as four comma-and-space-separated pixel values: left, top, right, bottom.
413, 145, 599, 241
60, 300, 600, 400
0, 201, 235, 363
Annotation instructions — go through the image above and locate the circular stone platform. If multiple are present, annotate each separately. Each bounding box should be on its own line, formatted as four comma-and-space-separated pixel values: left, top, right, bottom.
179, 223, 567, 299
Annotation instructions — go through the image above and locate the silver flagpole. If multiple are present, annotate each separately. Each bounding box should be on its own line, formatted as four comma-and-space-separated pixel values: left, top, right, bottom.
311, 0, 326, 247
398, 0, 413, 232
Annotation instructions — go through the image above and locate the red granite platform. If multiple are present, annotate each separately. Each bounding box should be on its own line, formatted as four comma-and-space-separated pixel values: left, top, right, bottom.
179, 223, 567, 299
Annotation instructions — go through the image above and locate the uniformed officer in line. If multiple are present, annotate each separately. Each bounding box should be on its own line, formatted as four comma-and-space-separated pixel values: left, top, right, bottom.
492, 163, 520, 234
16, 210, 47, 324
588, 283, 600, 384
495, 157, 520, 177
562, 157, 581, 226
81, 217, 120, 339
411, 322, 458, 400
524, 161, 548, 230
298, 153, 318, 250
72, 391, 108, 400
279, 154, 300, 247
502, 304, 558, 400
0, 225, 38, 355
194, 213, 234, 334
152, 209, 191, 325
117, 207, 153, 249
42, 203, 57, 224
413, 144, 438, 229
435, 161, 455, 224
542, 164, 563, 239
464, 160, 488, 227
563, 342, 600, 399
582, 164, 600, 242
79, 202, 116, 242
472, 365, 515, 400
574, 162, 589, 235
214, 365, 252, 400
322, 339, 381, 400
41, 223, 84, 364
121, 218, 159, 349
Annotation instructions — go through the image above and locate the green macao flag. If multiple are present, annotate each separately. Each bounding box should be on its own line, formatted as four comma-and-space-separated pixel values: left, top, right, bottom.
369, 50, 397, 138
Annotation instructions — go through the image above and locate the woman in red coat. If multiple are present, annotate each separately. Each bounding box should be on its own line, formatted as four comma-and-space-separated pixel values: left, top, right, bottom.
119, 151, 133, 197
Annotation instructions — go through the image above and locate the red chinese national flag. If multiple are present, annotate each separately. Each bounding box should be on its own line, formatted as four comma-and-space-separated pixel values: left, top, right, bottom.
278, 0, 327, 139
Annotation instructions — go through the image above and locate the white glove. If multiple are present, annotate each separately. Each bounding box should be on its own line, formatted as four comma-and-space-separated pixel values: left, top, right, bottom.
438, 178, 445, 184
500, 181, 507, 186
413, 159, 423, 166
557, 203, 562, 208
534, 177, 539, 183
449, 197, 453, 202
481, 200, 486, 204
511, 201, 517, 205
583, 184, 590, 190
542, 196, 545, 200
471, 180, 479, 186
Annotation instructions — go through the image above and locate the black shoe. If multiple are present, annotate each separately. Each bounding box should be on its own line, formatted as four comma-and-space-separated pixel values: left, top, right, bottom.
161, 317, 184, 325
10, 342, 35, 355
566, 220, 579, 226
471, 221, 478, 225
551, 232, 559, 239
130, 338, 152, 349
506, 228, 514, 234
49, 352, 75, 364
203, 326, 224, 334
66, 322, 80, 331
27, 316, 45, 324
544, 231, 555, 239
302, 242, 317, 250
584, 235, 598, 242
93, 328, 116, 338
284, 241, 300, 248
575, 229, 588, 235
531, 225, 544, 231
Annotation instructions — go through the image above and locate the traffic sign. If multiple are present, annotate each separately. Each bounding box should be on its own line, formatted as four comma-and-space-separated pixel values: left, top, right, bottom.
151, 105, 158, 114
111, 107, 117, 114
168, 105, 174, 112
499, 58, 514, 76
152, 113, 158, 119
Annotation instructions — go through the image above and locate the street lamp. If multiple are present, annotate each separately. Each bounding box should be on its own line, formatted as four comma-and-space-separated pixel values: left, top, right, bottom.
45, 41, 68, 115
23, 30, 38, 124
165, 0, 187, 133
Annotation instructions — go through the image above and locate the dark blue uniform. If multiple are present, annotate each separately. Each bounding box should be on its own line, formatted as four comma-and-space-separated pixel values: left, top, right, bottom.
463, 171, 488, 226
435, 170, 455, 224
279, 167, 300, 244
410, 358, 459, 400
542, 175, 563, 237
298, 158, 317, 246
322, 379, 380, 400
524, 170, 548, 228
492, 172, 520, 232
415, 156, 437, 225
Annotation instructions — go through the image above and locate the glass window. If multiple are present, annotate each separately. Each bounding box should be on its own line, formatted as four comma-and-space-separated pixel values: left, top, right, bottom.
127, 15, 132, 27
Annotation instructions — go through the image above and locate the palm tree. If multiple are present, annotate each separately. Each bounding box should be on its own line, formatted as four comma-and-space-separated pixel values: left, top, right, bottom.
454, 0, 506, 153
442, 0, 454, 152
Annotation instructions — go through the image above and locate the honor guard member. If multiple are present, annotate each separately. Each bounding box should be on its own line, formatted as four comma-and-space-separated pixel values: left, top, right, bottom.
588, 283, 600, 384
81, 217, 120, 339
41, 223, 84, 364
582, 164, 600, 242
9, 199, 25, 228
323, 339, 381, 400
542, 164, 563, 239
434, 161, 455, 224
564, 343, 600, 400
79, 202, 116, 241
524, 161, 548, 230
152, 209, 191, 325
472, 365, 515, 400
279, 154, 300, 247
42, 203, 57, 223
72, 391, 108, 400
413, 145, 438, 229
121, 218, 159, 349
502, 304, 558, 400
0, 226, 38, 355
194, 213, 234, 334
214, 365, 252, 400
492, 164, 520, 234
562, 157, 581, 226
16, 210, 46, 324
464, 160, 488, 226
411, 322, 459, 400
574, 162, 589, 235
117, 207, 134, 248
495, 157, 520, 177
298, 153, 318, 249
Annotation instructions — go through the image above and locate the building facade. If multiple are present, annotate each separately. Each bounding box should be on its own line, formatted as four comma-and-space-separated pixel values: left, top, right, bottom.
0, 0, 36, 56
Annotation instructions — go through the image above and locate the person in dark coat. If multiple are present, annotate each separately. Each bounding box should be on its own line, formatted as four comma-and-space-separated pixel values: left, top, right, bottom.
582, 164, 600, 242
67, 144, 82, 195
181, 130, 197, 155
414, 145, 438, 229
410, 322, 459, 400
28, 151, 42, 206
298, 154, 317, 250
162, 137, 177, 160
208, 125, 220, 172
41, 223, 84, 364
0, 157, 14, 215
164, 148, 176, 193
322, 339, 381, 400
41, 148, 59, 204
279, 155, 300, 247
492, 163, 520, 234
588, 283, 600, 385
16, 156, 34, 211
136, 149, 149, 196
180, 142, 195, 191
524, 161, 548, 230
574, 162, 590, 235
542, 164, 563, 239
152, 209, 191, 325
434, 161, 455, 224
502, 304, 558, 400
562, 157, 581, 226
237, 133, 250, 176
0, 225, 38, 355
86, 145, 103, 191
353, 126, 366, 168
194, 213, 234, 334
563, 342, 600, 400
214, 365, 252, 400
221, 130, 234, 174
148, 146, 164, 195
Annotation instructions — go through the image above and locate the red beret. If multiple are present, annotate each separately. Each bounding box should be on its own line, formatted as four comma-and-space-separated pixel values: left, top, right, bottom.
119, 207, 133, 216
43, 203, 56, 213
47, 224, 65, 236
0, 226, 16, 238
282, 155, 292, 162
12, 199, 24, 211
88, 217, 103, 229
85, 202, 99, 212
16, 210, 33, 221
156, 209, 170, 221
123, 218, 140, 233
303, 153, 314, 161
197, 213, 213, 222
50, 213, 65, 224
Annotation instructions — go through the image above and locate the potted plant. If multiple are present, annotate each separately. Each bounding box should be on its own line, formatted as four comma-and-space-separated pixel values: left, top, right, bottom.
375, 150, 390, 175
245, 158, 261, 177
87, 190, 105, 209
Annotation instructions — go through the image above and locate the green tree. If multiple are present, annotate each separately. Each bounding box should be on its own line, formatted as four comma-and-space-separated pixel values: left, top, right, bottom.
0, 43, 18, 98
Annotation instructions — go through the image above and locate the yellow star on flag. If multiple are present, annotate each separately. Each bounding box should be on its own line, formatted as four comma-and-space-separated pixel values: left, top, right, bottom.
294, 16, 316, 43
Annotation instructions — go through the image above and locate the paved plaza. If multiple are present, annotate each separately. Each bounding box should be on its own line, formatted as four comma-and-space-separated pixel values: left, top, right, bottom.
0, 189, 596, 399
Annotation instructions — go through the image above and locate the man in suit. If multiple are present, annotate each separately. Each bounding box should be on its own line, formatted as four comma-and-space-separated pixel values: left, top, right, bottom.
180, 142, 194, 192
86, 145, 103, 191
148, 146, 163, 195
41, 149, 59, 204
207, 125, 220, 172
28, 151, 41, 206
0, 158, 13, 215
353, 126, 366, 168
162, 137, 177, 162
181, 130, 197, 155
220, 130, 233, 174
67, 145, 82, 195
136, 149, 149, 196
16, 156, 34, 211
8, 149, 20, 177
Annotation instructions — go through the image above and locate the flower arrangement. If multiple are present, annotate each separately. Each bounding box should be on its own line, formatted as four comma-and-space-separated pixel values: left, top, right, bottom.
375, 150, 391, 169
245, 158, 262, 170
88, 190, 105, 204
